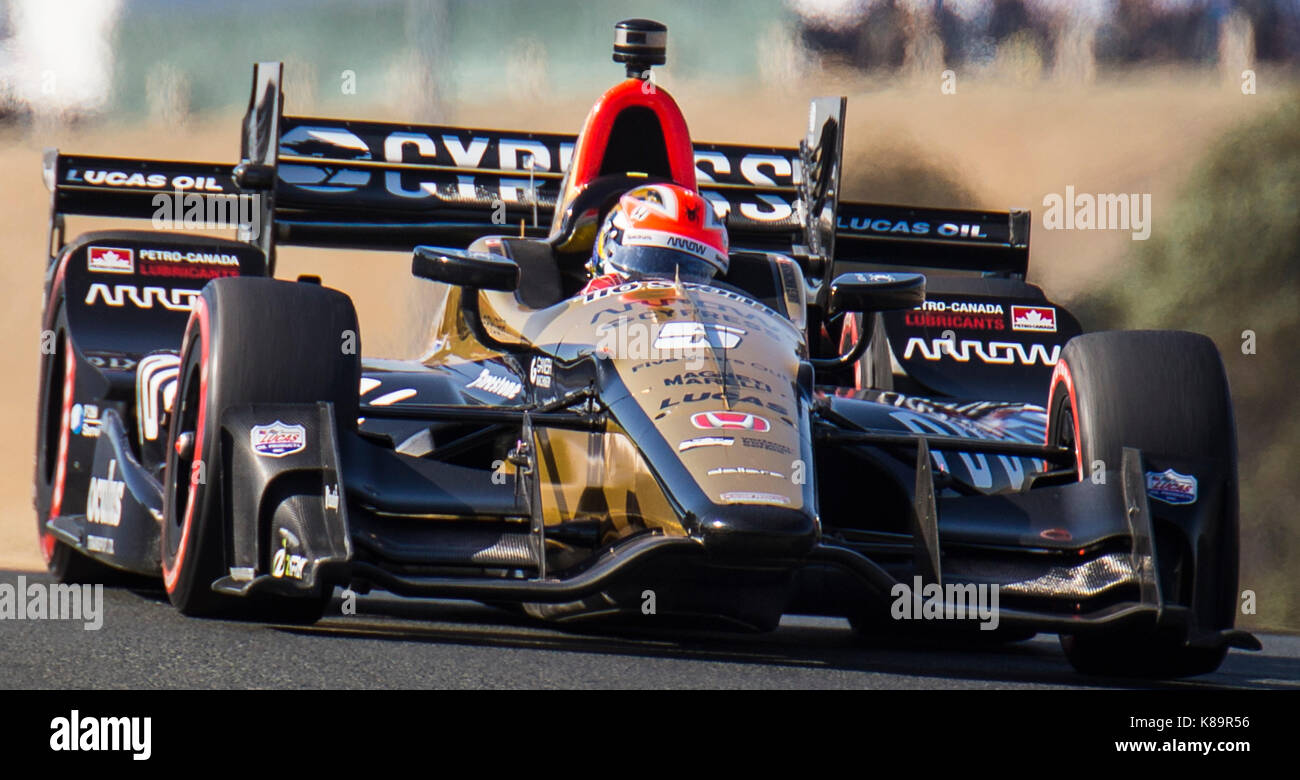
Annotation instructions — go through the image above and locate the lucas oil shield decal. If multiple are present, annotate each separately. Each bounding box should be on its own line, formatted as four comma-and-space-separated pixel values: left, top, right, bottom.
250, 421, 307, 458
1145, 469, 1197, 505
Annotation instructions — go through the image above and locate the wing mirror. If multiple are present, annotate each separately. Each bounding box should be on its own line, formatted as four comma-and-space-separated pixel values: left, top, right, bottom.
811, 272, 925, 372
412, 246, 518, 291
827, 271, 925, 315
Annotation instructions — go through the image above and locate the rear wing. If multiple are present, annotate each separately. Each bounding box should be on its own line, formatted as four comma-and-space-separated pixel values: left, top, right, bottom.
264, 116, 805, 251
833, 202, 1031, 277
44, 61, 1030, 279
45, 62, 803, 271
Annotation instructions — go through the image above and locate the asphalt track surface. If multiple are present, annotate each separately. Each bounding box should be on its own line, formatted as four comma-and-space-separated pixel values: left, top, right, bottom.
2, 570, 1297, 689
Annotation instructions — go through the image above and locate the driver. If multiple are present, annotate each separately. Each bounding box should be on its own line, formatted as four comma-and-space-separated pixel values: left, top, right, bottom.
583, 183, 729, 294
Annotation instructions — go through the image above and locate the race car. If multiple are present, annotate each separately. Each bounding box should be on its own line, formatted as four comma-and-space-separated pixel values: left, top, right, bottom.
35, 19, 1258, 677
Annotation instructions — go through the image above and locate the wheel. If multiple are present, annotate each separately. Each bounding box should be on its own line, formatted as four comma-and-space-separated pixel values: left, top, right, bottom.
838, 312, 891, 391
1060, 631, 1227, 679
161, 277, 359, 620
33, 302, 130, 583
1046, 330, 1238, 678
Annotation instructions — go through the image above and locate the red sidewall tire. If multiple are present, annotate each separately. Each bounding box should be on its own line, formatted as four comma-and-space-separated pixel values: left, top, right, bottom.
159, 277, 360, 618
34, 302, 122, 583
160, 299, 222, 613
1046, 330, 1238, 678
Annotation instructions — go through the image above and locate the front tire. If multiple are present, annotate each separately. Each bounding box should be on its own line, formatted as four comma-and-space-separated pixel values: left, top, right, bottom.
161, 277, 359, 620
1046, 330, 1238, 678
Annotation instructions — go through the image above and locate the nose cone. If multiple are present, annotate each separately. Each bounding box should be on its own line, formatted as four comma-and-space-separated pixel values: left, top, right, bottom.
697, 504, 818, 563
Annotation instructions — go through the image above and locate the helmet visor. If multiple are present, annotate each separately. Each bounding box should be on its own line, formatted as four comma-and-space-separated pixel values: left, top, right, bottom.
606, 245, 719, 283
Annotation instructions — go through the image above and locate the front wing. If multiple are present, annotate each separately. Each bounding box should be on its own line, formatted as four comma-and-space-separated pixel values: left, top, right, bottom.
56, 379, 1257, 651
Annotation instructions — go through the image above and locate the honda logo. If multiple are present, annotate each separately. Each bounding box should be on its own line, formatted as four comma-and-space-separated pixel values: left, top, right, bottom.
690, 411, 770, 432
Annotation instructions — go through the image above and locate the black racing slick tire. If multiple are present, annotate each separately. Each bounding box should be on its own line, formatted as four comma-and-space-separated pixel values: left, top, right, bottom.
1045, 330, 1238, 678
33, 301, 128, 584
161, 277, 359, 621
837, 312, 892, 392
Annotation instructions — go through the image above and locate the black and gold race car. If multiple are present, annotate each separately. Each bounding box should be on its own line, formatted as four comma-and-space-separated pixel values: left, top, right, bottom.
34, 20, 1257, 677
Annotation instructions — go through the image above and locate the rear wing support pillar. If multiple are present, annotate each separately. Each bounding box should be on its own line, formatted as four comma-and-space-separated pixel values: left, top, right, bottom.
235, 61, 284, 275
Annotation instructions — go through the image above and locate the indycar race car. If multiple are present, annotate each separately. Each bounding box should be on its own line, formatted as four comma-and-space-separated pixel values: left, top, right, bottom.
35, 19, 1258, 677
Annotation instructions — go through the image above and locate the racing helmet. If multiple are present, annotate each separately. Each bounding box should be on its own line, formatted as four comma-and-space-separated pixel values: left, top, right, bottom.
591, 183, 729, 283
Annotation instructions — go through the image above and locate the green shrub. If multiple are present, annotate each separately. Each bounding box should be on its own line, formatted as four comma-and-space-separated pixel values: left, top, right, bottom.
1070, 94, 1300, 630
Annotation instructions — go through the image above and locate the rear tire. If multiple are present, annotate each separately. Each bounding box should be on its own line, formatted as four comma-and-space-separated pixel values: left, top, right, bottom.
33, 302, 128, 584
838, 312, 891, 391
1046, 330, 1238, 678
161, 277, 359, 621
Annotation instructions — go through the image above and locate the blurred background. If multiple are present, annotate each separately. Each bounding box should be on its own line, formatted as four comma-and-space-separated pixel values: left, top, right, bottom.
0, 0, 1296, 628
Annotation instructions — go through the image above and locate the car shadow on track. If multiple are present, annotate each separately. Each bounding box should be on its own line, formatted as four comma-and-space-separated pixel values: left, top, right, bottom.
265, 591, 1292, 690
